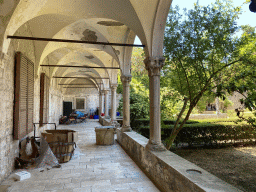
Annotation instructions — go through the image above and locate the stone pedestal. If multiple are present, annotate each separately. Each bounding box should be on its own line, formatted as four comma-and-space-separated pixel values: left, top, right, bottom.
95, 126, 115, 145
121, 75, 132, 132
144, 57, 166, 151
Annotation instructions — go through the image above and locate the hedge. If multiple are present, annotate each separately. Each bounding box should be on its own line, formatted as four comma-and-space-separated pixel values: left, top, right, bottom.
131, 119, 199, 129
133, 122, 256, 147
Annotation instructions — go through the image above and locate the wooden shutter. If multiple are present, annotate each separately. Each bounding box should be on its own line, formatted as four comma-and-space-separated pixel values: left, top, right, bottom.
27, 59, 34, 133
14, 52, 34, 140
39, 73, 45, 126
40, 73, 49, 126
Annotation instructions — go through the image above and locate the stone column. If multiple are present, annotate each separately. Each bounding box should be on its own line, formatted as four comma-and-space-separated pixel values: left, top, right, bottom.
111, 84, 118, 122
99, 91, 104, 115
121, 75, 132, 132
144, 57, 166, 151
104, 89, 109, 118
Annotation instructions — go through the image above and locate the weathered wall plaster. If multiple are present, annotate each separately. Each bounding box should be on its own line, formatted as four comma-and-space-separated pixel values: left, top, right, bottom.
63, 92, 121, 115
0, 23, 63, 183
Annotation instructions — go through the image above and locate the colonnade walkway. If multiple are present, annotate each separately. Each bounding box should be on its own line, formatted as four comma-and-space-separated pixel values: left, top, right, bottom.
1, 120, 160, 192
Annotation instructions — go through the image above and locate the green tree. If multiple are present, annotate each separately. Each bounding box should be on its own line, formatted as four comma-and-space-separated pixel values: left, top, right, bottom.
117, 77, 149, 122
117, 47, 150, 122
131, 47, 147, 76
163, 0, 255, 149
160, 86, 184, 119
224, 28, 256, 126
194, 93, 216, 113
241, 24, 255, 34
131, 47, 149, 88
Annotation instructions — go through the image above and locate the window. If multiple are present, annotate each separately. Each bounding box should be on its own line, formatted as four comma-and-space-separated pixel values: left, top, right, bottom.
76, 98, 85, 110
39, 73, 49, 126
13, 52, 34, 140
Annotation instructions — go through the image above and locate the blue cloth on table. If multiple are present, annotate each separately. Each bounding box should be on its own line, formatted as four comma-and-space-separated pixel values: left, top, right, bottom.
75, 111, 85, 118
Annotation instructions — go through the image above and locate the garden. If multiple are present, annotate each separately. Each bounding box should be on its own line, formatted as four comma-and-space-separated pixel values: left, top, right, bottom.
117, 0, 256, 191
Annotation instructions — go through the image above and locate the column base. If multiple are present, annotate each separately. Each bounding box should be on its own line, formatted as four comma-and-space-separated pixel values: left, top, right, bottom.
145, 140, 167, 151
121, 125, 132, 132
111, 120, 120, 128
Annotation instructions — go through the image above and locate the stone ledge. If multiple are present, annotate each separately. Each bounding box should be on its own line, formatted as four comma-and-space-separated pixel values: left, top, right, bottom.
99, 116, 112, 126
117, 129, 241, 192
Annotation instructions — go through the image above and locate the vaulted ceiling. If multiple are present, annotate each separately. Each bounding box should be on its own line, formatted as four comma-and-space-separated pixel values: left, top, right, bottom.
1, 0, 172, 90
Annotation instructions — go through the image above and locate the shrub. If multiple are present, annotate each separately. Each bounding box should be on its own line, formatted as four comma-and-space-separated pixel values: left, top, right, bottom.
134, 122, 256, 147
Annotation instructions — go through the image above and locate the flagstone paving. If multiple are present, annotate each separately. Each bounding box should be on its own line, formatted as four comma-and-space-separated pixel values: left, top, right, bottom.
1, 120, 160, 192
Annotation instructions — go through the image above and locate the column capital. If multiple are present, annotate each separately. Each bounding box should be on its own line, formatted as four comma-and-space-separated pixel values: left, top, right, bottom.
104, 89, 110, 94
121, 74, 132, 83
99, 90, 104, 95
111, 84, 118, 90
144, 56, 165, 76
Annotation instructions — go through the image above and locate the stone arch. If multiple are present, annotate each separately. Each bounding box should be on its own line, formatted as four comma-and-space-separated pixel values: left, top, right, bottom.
38, 48, 111, 81
1, 0, 148, 55
150, 0, 173, 57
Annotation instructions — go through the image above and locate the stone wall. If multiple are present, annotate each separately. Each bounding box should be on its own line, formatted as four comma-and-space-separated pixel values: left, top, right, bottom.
63, 93, 122, 116
117, 130, 241, 192
49, 87, 63, 124
0, 45, 19, 183
64, 94, 99, 115
0, 24, 39, 182
0, 25, 63, 183
228, 92, 245, 110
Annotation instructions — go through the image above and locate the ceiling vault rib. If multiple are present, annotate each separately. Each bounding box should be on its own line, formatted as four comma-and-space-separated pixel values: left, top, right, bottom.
63, 87, 96, 88
7, 36, 145, 47
53, 76, 109, 79
59, 84, 101, 85
41, 65, 120, 69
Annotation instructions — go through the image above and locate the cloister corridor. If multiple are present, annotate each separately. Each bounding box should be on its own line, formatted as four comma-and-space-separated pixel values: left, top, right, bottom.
1, 120, 160, 192
0, 0, 245, 191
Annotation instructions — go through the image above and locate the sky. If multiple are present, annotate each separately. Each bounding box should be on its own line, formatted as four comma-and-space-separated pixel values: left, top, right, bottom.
134, 0, 255, 45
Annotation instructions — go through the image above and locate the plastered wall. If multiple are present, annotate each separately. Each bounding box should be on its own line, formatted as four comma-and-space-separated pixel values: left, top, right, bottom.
0, 24, 63, 183
63, 92, 122, 116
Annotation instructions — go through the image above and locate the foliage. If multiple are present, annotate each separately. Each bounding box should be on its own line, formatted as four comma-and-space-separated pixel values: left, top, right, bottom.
163, 0, 256, 149
131, 47, 149, 88
241, 24, 255, 34
135, 122, 256, 148
193, 93, 216, 113
131, 47, 146, 76
131, 119, 199, 130
224, 28, 256, 127
119, 46, 184, 125
160, 86, 184, 119
117, 77, 149, 123
220, 97, 233, 112
116, 75, 123, 94
117, 47, 150, 123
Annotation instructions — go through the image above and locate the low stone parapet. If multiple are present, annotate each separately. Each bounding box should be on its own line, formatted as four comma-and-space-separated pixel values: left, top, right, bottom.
117, 129, 241, 192
99, 116, 120, 128
100, 117, 112, 126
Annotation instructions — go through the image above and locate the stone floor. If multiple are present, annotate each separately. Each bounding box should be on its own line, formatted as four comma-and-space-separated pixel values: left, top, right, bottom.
1, 120, 160, 192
